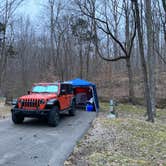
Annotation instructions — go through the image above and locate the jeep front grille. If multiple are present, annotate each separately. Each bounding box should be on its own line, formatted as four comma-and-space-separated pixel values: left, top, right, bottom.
22, 99, 40, 108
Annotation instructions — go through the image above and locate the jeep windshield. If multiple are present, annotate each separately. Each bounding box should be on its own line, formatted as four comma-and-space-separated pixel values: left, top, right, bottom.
32, 85, 59, 93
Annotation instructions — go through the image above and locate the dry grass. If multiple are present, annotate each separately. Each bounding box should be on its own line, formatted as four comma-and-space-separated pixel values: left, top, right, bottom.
0, 101, 11, 119
65, 103, 166, 166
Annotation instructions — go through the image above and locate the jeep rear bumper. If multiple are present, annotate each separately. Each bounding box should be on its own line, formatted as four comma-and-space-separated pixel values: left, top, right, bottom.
11, 108, 50, 118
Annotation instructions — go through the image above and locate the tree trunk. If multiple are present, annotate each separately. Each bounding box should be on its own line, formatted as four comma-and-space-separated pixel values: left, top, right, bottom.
126, 58, 135, 103
144, 0, 156, 116
79, 43, 83, 79
86, 42, 90, 79
132, 0, 154, 122
49, 0, 55, 68
161, 0, 166, 43
124, 1, 135, 104
0, 25, 7, 91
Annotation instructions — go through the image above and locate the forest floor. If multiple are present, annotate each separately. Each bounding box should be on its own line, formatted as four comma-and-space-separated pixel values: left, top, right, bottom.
97, 70, 166, 108
64, 103, 166, 166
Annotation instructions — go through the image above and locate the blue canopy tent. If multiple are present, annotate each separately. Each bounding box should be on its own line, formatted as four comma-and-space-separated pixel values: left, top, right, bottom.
67, 78, 99, 112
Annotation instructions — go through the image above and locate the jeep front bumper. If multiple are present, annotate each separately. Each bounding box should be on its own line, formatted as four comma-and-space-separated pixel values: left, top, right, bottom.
11, 108, 50, 118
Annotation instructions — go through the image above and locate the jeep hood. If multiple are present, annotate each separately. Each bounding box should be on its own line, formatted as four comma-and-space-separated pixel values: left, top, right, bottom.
19, 93, 57, 100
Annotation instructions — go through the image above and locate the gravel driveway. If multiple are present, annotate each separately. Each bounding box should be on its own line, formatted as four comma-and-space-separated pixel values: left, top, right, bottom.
0, 110, 96, 166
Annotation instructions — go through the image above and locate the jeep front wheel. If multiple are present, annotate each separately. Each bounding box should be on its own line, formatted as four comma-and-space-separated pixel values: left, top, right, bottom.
48, 106, 60, 127
12, 111, 24, 124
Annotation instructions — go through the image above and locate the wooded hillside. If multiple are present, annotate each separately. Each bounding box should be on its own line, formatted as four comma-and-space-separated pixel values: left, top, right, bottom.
0, 0, 166, 122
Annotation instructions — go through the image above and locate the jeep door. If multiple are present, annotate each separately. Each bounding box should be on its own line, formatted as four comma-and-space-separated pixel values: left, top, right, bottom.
63, 84, 72, 108
59, 84, 68, 110
66, 84, 73, 106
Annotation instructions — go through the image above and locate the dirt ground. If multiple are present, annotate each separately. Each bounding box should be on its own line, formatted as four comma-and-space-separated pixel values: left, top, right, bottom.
64, 103, 166, 166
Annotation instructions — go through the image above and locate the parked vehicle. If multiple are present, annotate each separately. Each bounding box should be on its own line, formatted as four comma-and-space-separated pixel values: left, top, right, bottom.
11, 82, 76, 127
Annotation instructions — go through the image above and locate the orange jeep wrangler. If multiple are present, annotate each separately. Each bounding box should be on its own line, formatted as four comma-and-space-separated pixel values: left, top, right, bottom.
11, 82, 76, 126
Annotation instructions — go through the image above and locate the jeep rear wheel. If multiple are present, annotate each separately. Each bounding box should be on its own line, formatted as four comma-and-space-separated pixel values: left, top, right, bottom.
12, 111, 24, 124
48, 106, 60, 127
69, 100, 76, 116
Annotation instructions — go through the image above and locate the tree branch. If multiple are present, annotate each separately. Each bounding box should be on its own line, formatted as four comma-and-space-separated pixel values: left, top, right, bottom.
75, 0, 136, 61
155, 48, 166, 64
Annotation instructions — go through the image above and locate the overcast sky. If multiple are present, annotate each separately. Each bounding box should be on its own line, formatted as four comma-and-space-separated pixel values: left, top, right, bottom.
17, 0, 43, 20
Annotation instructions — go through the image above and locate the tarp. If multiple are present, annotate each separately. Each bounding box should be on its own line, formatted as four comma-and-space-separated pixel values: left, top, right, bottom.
67, 78, 99, 112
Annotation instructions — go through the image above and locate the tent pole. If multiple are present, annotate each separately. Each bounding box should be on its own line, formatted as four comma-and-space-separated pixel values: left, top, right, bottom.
91, 86, 98, 112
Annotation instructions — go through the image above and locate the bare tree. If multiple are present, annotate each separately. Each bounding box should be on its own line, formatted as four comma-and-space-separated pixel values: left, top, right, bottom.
75, 0, 136, 103
144, 0, 156, 116
0, 0, 24, 92
132, 0, 154, 122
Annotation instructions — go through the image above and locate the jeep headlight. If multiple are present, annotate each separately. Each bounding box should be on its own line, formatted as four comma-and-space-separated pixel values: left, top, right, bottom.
20, 99, 24, 103
12, 99, 18, 105
40, 99, 45, 104
47, 99, 55, 105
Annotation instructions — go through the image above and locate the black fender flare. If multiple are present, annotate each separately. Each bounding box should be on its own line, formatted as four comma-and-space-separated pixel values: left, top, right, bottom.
47, 99, 60, 109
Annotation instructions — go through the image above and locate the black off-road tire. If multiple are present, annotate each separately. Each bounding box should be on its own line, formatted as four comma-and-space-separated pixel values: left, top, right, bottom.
12, 111, 24, 124
69, 100, 76, 116
48, 106, 60, 127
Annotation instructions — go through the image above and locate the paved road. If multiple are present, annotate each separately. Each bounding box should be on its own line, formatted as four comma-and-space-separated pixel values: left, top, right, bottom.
0, 110, 96, 166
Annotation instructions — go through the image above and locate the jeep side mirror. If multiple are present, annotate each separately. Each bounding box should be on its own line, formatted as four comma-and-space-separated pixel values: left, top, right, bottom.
61, 89, 66, 95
